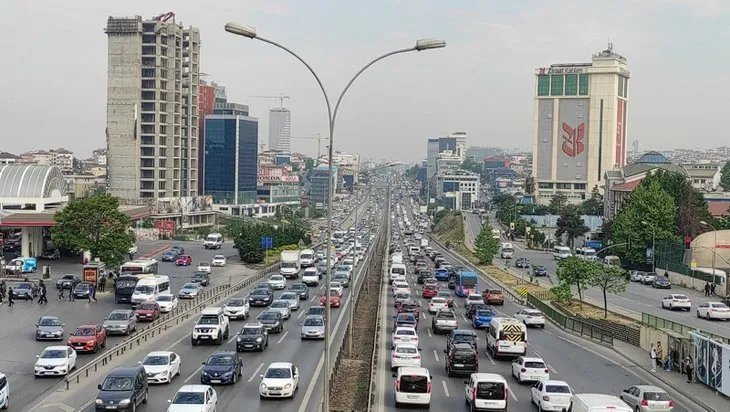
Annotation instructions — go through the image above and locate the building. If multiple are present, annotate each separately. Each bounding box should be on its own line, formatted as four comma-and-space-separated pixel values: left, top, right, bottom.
51, 149, 74, 173
466, 146, 503, 162
203, 103, 258, 205
268, 107, 291, 153
682, 163, 722, 192
435, 169, 479, 210
105, 14, 201, 200
435, 150, 462, 175
92, 148, 107, 166
0, 151, 20, 165
197, 80, 217, 193
257, 164, 300, 205
309, 165, 337, 207
533, 44, 630, 203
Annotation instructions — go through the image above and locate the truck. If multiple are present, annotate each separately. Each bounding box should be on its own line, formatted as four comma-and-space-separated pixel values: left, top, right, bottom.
420, 238, 429, 248
280, 250, 301, 279
500, 243, 514, 259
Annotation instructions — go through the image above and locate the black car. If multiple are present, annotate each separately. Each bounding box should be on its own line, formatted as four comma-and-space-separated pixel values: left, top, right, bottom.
444, 342, 479, 376
393, 312, 418, 330
192, 272, 210, 286
95, 366, 148, 411
447, 329, 478, 351
200, 352, 243, 385
235, 323, 269, 352
533, 266, 548, 277
515, 258, 530, 268
248, 288, 273, 307
288, 283, 310, 300
40, 248, 60, 260
417, 272, 433, 284
73, 282, 92, 299
257, 310, 284, 333
161, 250, 181, 262
652, 276, 672, 289
56, 274, 81, 290
254, 282, 275, 294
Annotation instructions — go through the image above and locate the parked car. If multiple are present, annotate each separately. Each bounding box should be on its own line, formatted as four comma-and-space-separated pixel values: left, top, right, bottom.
652, 276, 671, 289
56, 274, 81, 290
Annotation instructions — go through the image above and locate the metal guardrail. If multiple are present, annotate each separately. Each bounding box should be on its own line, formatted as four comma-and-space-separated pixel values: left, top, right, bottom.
642, 313, 730, 344
366, 209, 390, 412
526, 293, 614, 345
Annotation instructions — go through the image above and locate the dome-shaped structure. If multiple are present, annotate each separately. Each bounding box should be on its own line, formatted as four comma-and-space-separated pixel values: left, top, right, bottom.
635, 151, 671, 164
0, 164, 67, 199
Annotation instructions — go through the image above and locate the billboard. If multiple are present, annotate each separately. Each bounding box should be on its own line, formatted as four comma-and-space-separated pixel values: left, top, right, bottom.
691, 332, 730, 397
535, 100, 554, 180
556, 99, 589, 181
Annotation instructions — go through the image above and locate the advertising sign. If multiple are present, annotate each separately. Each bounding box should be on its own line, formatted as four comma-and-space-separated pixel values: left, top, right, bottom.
691, 332, 730, 397
556, 99, 590, 181
83, 267, 98, 285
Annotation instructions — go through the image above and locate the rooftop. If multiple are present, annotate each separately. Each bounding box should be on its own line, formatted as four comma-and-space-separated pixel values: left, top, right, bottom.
0, 164, 67, 199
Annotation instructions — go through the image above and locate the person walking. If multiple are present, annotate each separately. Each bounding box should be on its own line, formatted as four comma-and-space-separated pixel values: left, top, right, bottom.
38, 283, 48, 305
7, 287, 14, 307
655, 342, 664, 368
711, 282, 717, 296
685, 356, 694, 383
57, 284, 65, 301
705, 282, 711, 297
68, 286, 75, 302
650, 343, 658, 372
89, 284, 97, 303
99, 276, 106, 293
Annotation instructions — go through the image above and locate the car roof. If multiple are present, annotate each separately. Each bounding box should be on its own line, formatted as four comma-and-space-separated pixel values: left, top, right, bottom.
43, 345, 70, 351
76, 324, 97, 328
453, 329, 476, 335
633, 385, 666, 392
520, 357, 545, 362
452, 342, 476, 350
107, 366, 143, 377
396, 366, 429, 376
176, 384, 211, 393
471, 373, 507, 382
242, 322, 264, 328
268, 362, 293, 369
540, 380, 570, 387
146, 351, 174, 357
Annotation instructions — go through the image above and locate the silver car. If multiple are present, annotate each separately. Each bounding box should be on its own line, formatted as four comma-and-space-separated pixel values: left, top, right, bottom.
300, 315, 325, 339
620, 385, 674, 411
278, 292, 301, 311
35, 315, 65, 341
269, 300, 292, 320
102, 309, 137, 336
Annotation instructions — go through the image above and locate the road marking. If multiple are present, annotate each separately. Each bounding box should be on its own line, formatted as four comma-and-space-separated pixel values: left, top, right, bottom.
441, 380, 450, 397
421, 312, 428, 320
228, 333, 238, 343
548, 363, 558, 374
485, 351, 496, 365
433, 349, 440, 362
165, 332, 192, 351
310, 295, 317, 302
297, 310, 306, 319
248, 362, 264, 383
453, 302, 459, 308
184, 364, 204, 383
508, 384, 519, 401
462, 313, 468, 321
533, 350, 542, 358
276, 331, 289, 344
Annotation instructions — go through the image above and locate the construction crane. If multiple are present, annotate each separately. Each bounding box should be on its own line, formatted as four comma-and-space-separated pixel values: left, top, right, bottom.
154, 12, 175, 22
250, 93, 290, 108
290, 134, 327, 160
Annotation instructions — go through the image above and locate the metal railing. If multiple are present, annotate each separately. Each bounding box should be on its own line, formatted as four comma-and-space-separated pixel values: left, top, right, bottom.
527, 293, 614, 345
367, 208, 390, 412
642, 312, 730, 344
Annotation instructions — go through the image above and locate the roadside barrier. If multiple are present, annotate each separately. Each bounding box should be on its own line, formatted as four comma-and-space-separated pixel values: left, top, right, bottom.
367, 212, 390, 411
526, 293, 614, 345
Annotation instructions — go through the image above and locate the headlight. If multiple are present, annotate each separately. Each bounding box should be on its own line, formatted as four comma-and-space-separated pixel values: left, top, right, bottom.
201, 371, 209, 376
119, 399, 131, 405
256, 337, 263, 343
285, 383, 292, 389
260, 383, 267, 390
95, 399, 102, 405
237, 337, 242, 342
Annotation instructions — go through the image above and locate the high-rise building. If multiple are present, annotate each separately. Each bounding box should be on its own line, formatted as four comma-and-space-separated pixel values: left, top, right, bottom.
310, 164, 337, 206
532, 44, 630, 202
268, 108, 291, 153
105, 14, 200, 200
198, 80, 217, 194
203, 103, 258, 204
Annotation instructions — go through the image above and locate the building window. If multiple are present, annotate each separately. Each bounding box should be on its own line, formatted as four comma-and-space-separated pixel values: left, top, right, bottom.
141, 170, 154, 179
564, 74, 578, 96
159, 170, 166, 179
141, 159, 154, 168
141, 136, 155, 146
140, 181, 154, 190
556, 183, 572, 190
538, 182, 553, 189
550, 75, 564, 96
618, 76, 624, 97
574, 183, 586, 190
140, 148, 155, 157
158, 158, 166, 168
158, 181, 166, 190
623, 77, 628, 97
142, 34, 156, 44
537, 75, 550, 96
579, 74, 590, 95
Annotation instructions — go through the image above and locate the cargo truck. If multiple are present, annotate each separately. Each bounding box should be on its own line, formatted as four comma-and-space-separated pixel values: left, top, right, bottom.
280, 250, 301, 279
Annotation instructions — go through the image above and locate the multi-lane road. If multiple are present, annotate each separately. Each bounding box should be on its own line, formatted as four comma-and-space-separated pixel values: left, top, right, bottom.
464, 212, 730, 338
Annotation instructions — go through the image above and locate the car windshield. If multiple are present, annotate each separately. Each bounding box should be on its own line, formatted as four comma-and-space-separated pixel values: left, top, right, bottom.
397, 314, 415, 321
207, 355, 234, 366
525, 311, 542, 316
138, 303, 156, 310
74, 284, 88, 291
309, 308, 325, 315
40, 349, 67, 359
100, 377, 134, 391
252, 289, 268, 296
399, 375, 428, 393
328, 290, 339, 296
172, 392, 204, 405
228, 299, 245, 306
672, 295, 688, 300
656, 276, 669, 282
524, 361, 546, 368
135, 286, 154, 294
39, 318, 61, 326
437, 292, 451, 298
468, 295, 482, 301
157, 295, 173, 302
546, 385, 571, 393
291, 285, 306, 290
61, 275, 74, 280
142, 355, 169, 366
304, 317, 324, 326
108, 312, 128, 321
73, 327, 95, 336
240, 327, 261, 335
477, 382, 505, 400
280, 293, 297, 300
214, 255, 225, 260
431, 298, 446, 304
270, 276, 283, 282
396, 329, 416, 336
259, 312, 278, 320
182, 284, 198, 290
198, 316, 219, 325
199, 263, 210, 267
265, 368, 291, 379
454, 334, 475, 342
271, 301, 288, 308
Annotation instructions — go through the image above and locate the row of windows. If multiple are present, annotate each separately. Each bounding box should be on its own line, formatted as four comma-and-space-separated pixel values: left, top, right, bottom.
618, 76, 629, 98
537, 182, 586, 190
537, 74, 589, 96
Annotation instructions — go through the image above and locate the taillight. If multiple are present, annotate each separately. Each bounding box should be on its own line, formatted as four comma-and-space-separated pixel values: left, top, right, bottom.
641, 399, 648, 406
521, 368, 526, 372
472, 387, 477, 400
668, 400, 675, 407
414, 354, 421, 359
395, 379, 400, 391
505, 387, 509, 400
427, 382, 432, 393
393, 354, 401, 359
544, 368, 549, 373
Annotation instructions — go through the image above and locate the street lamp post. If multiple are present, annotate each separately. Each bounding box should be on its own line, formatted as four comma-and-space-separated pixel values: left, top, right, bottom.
225, 23, 445, 411
642, 221, 656, 272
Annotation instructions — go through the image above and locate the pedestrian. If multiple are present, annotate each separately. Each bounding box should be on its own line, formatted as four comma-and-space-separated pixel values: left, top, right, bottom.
705, 282, 711, 297
7, 287, 13, 307
650, 343, 658, 372
57, 285, 64, 301
38, 284, 48, 305
711, 282, 717, 296
89, 284, 97, 303
99, 276, 106, 293
685, 356, 694, 383
68, 287, 75, 302
656, 342, 664, 368
665, 345, 675, 371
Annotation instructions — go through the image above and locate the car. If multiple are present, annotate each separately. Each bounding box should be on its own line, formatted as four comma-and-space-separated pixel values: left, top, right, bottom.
514, 309, 546, 328
331, 281, 345, 296
428, 297, 449, 314
472, 307, 497, 329
392, 281, 410, 295
432, 309, 458, 334
94, 366, 149, 411
176, 255, 193, 266
394, 292, 411, 308
223, 298, 250, 320
302, 267, 320, 286
391, 326, 419, 348
511, 356, 550, 383
436, 290, 454, 307
393, 312, 418, 330
531, 380, 574, 412
197, 262, 212, 273
191, 307, 230, 346
422, 284, 439, 298
391, 343, 422, 370
41, 248, 60, 260
661, 294, 691, 311
465, 294, 485, 311
320, 289, 341, 307
135, 301, 161, 321
434, 269, 450, 281
279, 292, 301, 311
211, 255, 227, 267
34, 346, 77, 377
620, 385, 674, 411
640, 272, 658, 285
67, 324, 106, 353
236, 323, 269, 352
465, 373, 509, 412
269, 300, 292, 320
268, 274, 286, 290
170, 245, 185, 255
12, 282, 37, 300
515, 258, 531, 268
192, 272, 211, 286
55, 274, 81, 290
444, 342, 479, 376
258, 362, 300, 399
467, 303, 489, 320
161, 250, 181, 262
307, 306, 326, 319
392, 366, 432, 408
288, 283, 310, 300
167, 384, 217, 412
533, 266, 548, 277
0, 371, 7, 409
300, 315, 326, 340
398, 301, 421, 321
200, 352, 243, 385
35, 315, 65, 341
103, 309, 137, 336
447, 329, 477, 351
630, 271, 645, 282
416, 271, 433, 284
697, 302, 730, 320
139, 351, 181, 384
333, 273, 350, 288
257, 310, 284, 333
248, 288, 274, 307
254, 282, 274, 293
72, 282, 92, 299
179, 283, 202, 299
483, 289, 505, 305
423, 277, 438, 287
155, 293, 179, 313
652, 276, 672, 289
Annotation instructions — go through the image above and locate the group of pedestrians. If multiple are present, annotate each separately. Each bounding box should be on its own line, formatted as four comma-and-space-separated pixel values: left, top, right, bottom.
650, 341, 695, 384
0, 277, 102, 306
704, 281, 718, 296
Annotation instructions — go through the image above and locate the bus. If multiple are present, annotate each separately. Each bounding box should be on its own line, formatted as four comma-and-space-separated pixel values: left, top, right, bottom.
114, 274, 156, 304
455, 271, 479, 297
120, 258, 159, 276
486, 318, 527, 359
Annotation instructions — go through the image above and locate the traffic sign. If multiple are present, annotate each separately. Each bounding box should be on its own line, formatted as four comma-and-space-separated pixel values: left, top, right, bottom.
260, 236, 273, 249
691, 259, 697, 269
519, 287, 528, 298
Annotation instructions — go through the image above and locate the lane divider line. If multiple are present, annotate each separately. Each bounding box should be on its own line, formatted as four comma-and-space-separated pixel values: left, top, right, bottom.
276, 331, 289, 344
433, 349, 439, 362
441, 380, 450, 397
184, 364, 204, 383
248, 362, 264, 383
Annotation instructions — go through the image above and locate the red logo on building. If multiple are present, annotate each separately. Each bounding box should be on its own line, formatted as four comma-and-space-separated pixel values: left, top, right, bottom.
561, 122, 585, 158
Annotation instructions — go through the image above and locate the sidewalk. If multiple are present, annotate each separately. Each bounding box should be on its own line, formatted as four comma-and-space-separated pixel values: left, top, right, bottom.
613, 340, 730, 412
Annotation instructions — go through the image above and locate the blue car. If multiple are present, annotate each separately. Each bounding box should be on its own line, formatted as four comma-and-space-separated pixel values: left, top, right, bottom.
533, 266, 548, 277
200, 352, 243, 385
472, 308, 496, 329
434, 269, 450, 281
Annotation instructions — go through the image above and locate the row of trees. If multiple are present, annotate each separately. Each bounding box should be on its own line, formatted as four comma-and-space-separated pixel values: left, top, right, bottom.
225, 215, 310, 264
552, 256, 628, 318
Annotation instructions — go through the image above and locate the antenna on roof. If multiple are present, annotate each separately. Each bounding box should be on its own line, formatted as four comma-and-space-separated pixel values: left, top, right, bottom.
607, 40, 613, 52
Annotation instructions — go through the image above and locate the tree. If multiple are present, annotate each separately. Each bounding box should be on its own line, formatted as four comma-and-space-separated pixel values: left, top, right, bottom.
556, 256, 596, 306
548, 193, 568, 214
461, 158, 483, 175
51, 194, 135, 267
580, 185, 604, 216
226, 217, 308, 263
641, 169, 708, 238
474, 227, 500, 264
590, 264, 629, 318
721, 160, 730, 190
555, 204, 589, 249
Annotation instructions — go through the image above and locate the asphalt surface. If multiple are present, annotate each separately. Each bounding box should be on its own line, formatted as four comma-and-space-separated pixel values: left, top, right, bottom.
372, 199, 703, 411
25, 196, 376, 412
464, 212, 730, 338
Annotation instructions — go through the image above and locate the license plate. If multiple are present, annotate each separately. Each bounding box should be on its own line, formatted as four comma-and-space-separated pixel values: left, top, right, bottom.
200, 336, 210, 339
210, 379, 221, 384
269, 391, 281, 395
407, 395, 419, 399
105, 406, 117, 410
454, 363, 464, 367
245, 345, 253, 348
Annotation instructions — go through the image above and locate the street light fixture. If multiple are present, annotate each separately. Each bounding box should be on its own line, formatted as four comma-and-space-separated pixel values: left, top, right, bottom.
641, 221, 656, 272
226, 22, 445, 411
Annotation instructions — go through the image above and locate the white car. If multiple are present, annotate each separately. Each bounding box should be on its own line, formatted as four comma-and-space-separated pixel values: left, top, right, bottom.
0, 371, 7, 410
155, 293, 179, 313
391, 327, 419, 348
302, 267, 319, 286
640, 272, 657, 285
428, 297, 449, 313
514, 309, 546, 328
278, 292, 301, 311
697, 302, 730, 320
211, 255, 227, 267
511, 356, 550, 383
223, 298, 250, 320
465, 294, 485, 310
34, 346, 77, 377
168, 384, 217, 412
268, 275, 286, 290
197, 262, 212, 274
269, 300, 292, 320
140, 351, 181, 384
531, 380, 573, 412
391, 343, 422, 370
259, 362, 300, 399
629, 271, 645, 282
330, 282, 344, 296
392, 281, 410, 296
661, 294, 691, 311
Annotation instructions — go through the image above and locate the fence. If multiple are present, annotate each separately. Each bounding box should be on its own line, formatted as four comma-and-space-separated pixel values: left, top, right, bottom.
367, 210, 391, 412
642, 313, 730, 345
527, 294, 614, 346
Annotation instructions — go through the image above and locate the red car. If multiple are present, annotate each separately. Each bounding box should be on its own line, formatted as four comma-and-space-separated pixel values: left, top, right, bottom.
67, 324, 107, 353
135, 301, 161, 321
320, 292, 341, 308
422, 285, 439, 298
176, 255, 193, 266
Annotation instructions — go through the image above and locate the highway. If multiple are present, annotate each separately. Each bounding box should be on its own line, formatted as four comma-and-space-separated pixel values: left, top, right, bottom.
26, 194, 379, 412
373, 205, 706, 411
464, 212, 730, 338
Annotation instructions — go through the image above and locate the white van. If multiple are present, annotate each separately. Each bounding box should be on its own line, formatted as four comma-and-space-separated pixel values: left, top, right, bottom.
571, 394, 631, 412
575, 247, 597, 262
203, 233, 223, 249
408, 246, 420, 256
299, 249, 315, 268
392, 367, 432, 408
0, 372, 7, 410
389, 263, 407, 283
391, 253, 404, 265
464, 373, 509, 411
486, 318, 527, 359
131, 275, 170, 305
553, 246, 572, 260
500, 243, 514, 259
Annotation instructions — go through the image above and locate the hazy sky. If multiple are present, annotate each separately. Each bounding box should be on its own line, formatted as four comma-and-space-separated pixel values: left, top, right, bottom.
1, 0, 728, 162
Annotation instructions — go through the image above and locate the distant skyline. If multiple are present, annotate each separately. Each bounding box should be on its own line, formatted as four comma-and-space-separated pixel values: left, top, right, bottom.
1, 0, 729, 161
